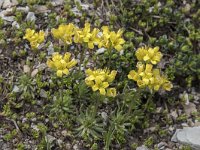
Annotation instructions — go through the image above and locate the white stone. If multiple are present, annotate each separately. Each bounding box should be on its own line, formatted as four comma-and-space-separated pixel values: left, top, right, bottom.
183, 102, 197, 116
26, 12, 36, 22
13, 85, 20, 93
2, 0, 18, 9
0, 1, 4, 8
31, 69, 38, 77
1, 16, 14, 22
96, 48, 106, 55
40, 89, 47, 98
51, 0, 64, 6
12, 21, 20, 28
47, 42, 54, 55
34, 5, 50, 14
171, 127, 200, 150
23, 65, 30, 73
136, 145, 149, 150
17, 6, 30, 13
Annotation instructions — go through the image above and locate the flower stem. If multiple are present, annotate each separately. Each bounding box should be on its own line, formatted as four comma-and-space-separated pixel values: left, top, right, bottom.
108, 47, 112, 69
60, 78, 64, 110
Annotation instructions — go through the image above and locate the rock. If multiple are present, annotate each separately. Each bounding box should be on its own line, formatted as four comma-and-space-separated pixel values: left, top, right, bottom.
51, 0, 64, 6
40, 89, 47, 98
181, 123, 189, 127
36, 63, 47, 71
183, 102, 197, 116
71, 7, 82, 16
179, 91, 189, 105
26, 12, 36, 22
17, 6, 30, 13
2, 0, 18, 9
0, 1, 4, 8
31, 69, 39, 77
45, 134, 56, 143
47, 42, 54, 55
170, 110, 178, 120
136, 145, 149, 150
73, 144, 79, 150
157, 142, 167, 149
23, 65, 30, 73
194, 121, 200, 127
61, 130, 68, 137
13, 85, 20, 93
12, 21, 20, 29
171, 127, 200, 150
34, 5, 50, 14
144, 126, 156, 134
96, 48, 106, 55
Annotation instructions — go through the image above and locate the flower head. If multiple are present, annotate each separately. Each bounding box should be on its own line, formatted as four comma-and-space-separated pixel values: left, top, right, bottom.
135, 46, 162, 65
52, 23, 75, 44
47, 52, 77, 77
85, 68, 117, 96
23, 28, 45, 49
128, 63, 173, 91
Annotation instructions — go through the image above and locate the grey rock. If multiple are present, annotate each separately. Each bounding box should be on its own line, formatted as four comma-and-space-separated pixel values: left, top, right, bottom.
12, 21, 20, 29
47, 42, 54, 55
71, 7, 82, 16
31, 69, 39, 77
1, 16, 14, 22
179, 91, 189, 105
17, 6, 29, 13
170, 110, 178, 120
46, 134, 56, 143
157, 142, 167, 149
23, 65, 30, 73
136, 145, 149, 150
36, 63, 47, 71
26, 12, 36, 22
34, 5, 50, 14
40, 89, 47, 98
0, 1, 4, 8
171, 126, 200, 150
12, 85, 20, 93
184, 102, 197, 116
51, 0, 64, 6
96, 48, 106, 54
2, 0, 18, 9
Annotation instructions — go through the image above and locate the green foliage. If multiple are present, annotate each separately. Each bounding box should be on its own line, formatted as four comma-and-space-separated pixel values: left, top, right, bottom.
1, 0, 199, 149
75, 106, 104, 142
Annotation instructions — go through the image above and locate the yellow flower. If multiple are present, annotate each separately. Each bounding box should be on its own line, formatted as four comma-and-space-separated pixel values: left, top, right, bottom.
85, 68, 117, 96
92, 80, 109, 95
47, 52, 77, 77
128, 70, 140, 81
106, 88, 117, 97
74, 23, 91, 44
110, 29, 125, 51
98, 26, 111, 49
135, 46, 162, 64
74, 27, 83, 43
87, 28, 100, 49
23, 28, 45, 49
51, 23, 74, 44
162, 81, 173, 91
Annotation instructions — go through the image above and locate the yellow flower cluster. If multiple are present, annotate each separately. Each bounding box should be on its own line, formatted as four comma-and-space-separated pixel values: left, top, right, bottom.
51, 23, 75, 44
135, 46, 162, 64
85, 69, 117, 97
51, 23, 125, 51
98, 26, 125, 51
47, 52, 77, 77
23, 28, 45, 49
128, 46, 173, 91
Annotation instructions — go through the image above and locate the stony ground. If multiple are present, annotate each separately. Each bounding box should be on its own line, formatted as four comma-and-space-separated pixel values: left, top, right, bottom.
0, 0, 200, 150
